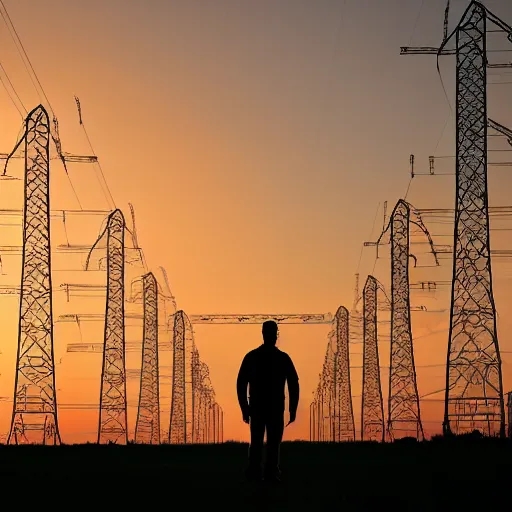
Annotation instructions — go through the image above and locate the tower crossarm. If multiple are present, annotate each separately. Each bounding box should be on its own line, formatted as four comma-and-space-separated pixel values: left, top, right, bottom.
400, 47, 455, 55
488, 119, 512, 146
400, 1, 512, 58
188, 313, 333, 324
66, 341, 172, 353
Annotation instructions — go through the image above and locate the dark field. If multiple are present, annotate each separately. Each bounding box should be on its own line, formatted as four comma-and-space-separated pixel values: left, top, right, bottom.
1, 437, 510, 510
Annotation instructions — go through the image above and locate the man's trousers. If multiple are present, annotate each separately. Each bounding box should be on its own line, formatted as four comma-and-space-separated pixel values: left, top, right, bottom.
247, 410, 284, 476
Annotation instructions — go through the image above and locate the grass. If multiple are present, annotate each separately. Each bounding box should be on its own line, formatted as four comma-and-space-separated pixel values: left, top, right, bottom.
0, 436, 510, 510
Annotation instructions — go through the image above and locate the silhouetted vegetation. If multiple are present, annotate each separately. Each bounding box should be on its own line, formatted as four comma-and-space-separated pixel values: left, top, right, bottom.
0, 438, 510, 509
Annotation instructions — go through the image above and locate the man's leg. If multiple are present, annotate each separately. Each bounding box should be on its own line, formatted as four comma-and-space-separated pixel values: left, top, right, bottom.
264, 413, 284, 480
247, 414, 265, 480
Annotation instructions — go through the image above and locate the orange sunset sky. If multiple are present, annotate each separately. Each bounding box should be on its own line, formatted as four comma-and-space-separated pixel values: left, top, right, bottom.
0, 0, 512, 444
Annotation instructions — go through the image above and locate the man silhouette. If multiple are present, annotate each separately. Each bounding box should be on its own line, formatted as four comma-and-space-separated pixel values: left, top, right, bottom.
237, 320, 299, 482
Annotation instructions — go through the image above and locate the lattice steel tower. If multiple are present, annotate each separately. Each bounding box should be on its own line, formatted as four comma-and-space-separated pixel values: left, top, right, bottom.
169, 310, 186, 443
191, 346, 201, 443
198, 361, 210, 443
361, 275, 384, 441
444, 2, 505, 436
507, 392, 512, 439
334, 306, 355, 441
210, 402, 221, 444
388, 200, 424, 440
401, 0, 511, 437
135, 272, 160, 444
98, 209, 128, 444
8, 105, 61, 445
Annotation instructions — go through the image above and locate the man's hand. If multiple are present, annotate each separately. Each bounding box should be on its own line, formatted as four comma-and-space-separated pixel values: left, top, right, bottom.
242, 410, 250, 424
286, 411, 296, 427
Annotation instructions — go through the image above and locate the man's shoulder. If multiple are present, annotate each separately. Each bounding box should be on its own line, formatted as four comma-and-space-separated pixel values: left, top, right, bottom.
244, 347, 262, 359
275, 348, 293, 362
275, 347, 289, 357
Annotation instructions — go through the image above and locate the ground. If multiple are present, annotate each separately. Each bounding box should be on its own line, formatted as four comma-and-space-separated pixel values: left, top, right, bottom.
0, 436, 510, 510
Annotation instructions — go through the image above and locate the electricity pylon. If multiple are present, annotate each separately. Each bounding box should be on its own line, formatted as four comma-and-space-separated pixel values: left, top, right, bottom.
334, 306, 355, 441
97, 209, 128, 444
169, 310, 186, 443
401, 1, 511, 436
361, 275, 384, 442
191, 346, 201, 443
507, 392, 512, 439
198, 361, 211, 443
387, 200, 424, 441
168, 311, 220, 444
8, 105, 61, 445
135, 272, 160, 444
209, 402, 221, 443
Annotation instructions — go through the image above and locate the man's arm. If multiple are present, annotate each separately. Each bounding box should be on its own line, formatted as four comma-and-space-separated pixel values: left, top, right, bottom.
236, 355, 250, 422
286, 356, 299, 422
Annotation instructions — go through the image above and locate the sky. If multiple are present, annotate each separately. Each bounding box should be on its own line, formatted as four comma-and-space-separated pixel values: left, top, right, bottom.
0, 0, 512, 444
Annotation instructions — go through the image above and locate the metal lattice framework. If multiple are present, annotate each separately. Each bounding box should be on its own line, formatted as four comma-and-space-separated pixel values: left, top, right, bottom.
198, 362, 211, 443
444, 2, 505, 436
194, 356, 221, 443
335, 306, 355, 441
401, 0, 512, 438
310, 379, 324, 441
313, 340, 335, 441
309, 306, 355, 442
361, 275, 384, 442
97, 209, 128, 444
191, 346, 201, 442
191, 357, 219, 444
209, 402, 222, 444
8, 105, 61, 445
169, 310, 187, 444
309, 402, 316, 441
507, 391, 512, 439
169, 310, 222, 444
388, 200, 424, 440
135, 272, 160, 444
309, 342, 328, 440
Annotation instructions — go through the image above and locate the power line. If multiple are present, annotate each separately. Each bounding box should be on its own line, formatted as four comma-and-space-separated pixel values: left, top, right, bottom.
0, 61, 26, 116
75, 96, 116, 210
0, 0, 53, 113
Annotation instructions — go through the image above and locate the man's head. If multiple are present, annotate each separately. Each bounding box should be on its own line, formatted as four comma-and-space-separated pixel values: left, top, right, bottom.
262, 320, 278, 345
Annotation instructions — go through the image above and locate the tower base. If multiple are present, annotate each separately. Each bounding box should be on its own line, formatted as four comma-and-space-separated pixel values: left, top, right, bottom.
8, 413, 60, 445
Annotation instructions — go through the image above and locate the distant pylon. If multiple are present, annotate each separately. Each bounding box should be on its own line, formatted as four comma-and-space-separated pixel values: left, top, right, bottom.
319, 338, 335, 440
309, 402, 315, 441
507, 392, 512, 439
98, 209, 128, 444
200, 362, 211, 443
191, 346, 201, 443
334, 306, 355, 441
197, 362, 208, 443
135, 272, 160, 444
443, 1, 505, 437
169, 310, 186, 443
352, 273, 361, 311
220, 407, 224, 443
210, 403, 221, 443
387, 200, 424, 441
8, 105, 61, 445
361, 275, 384, 442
